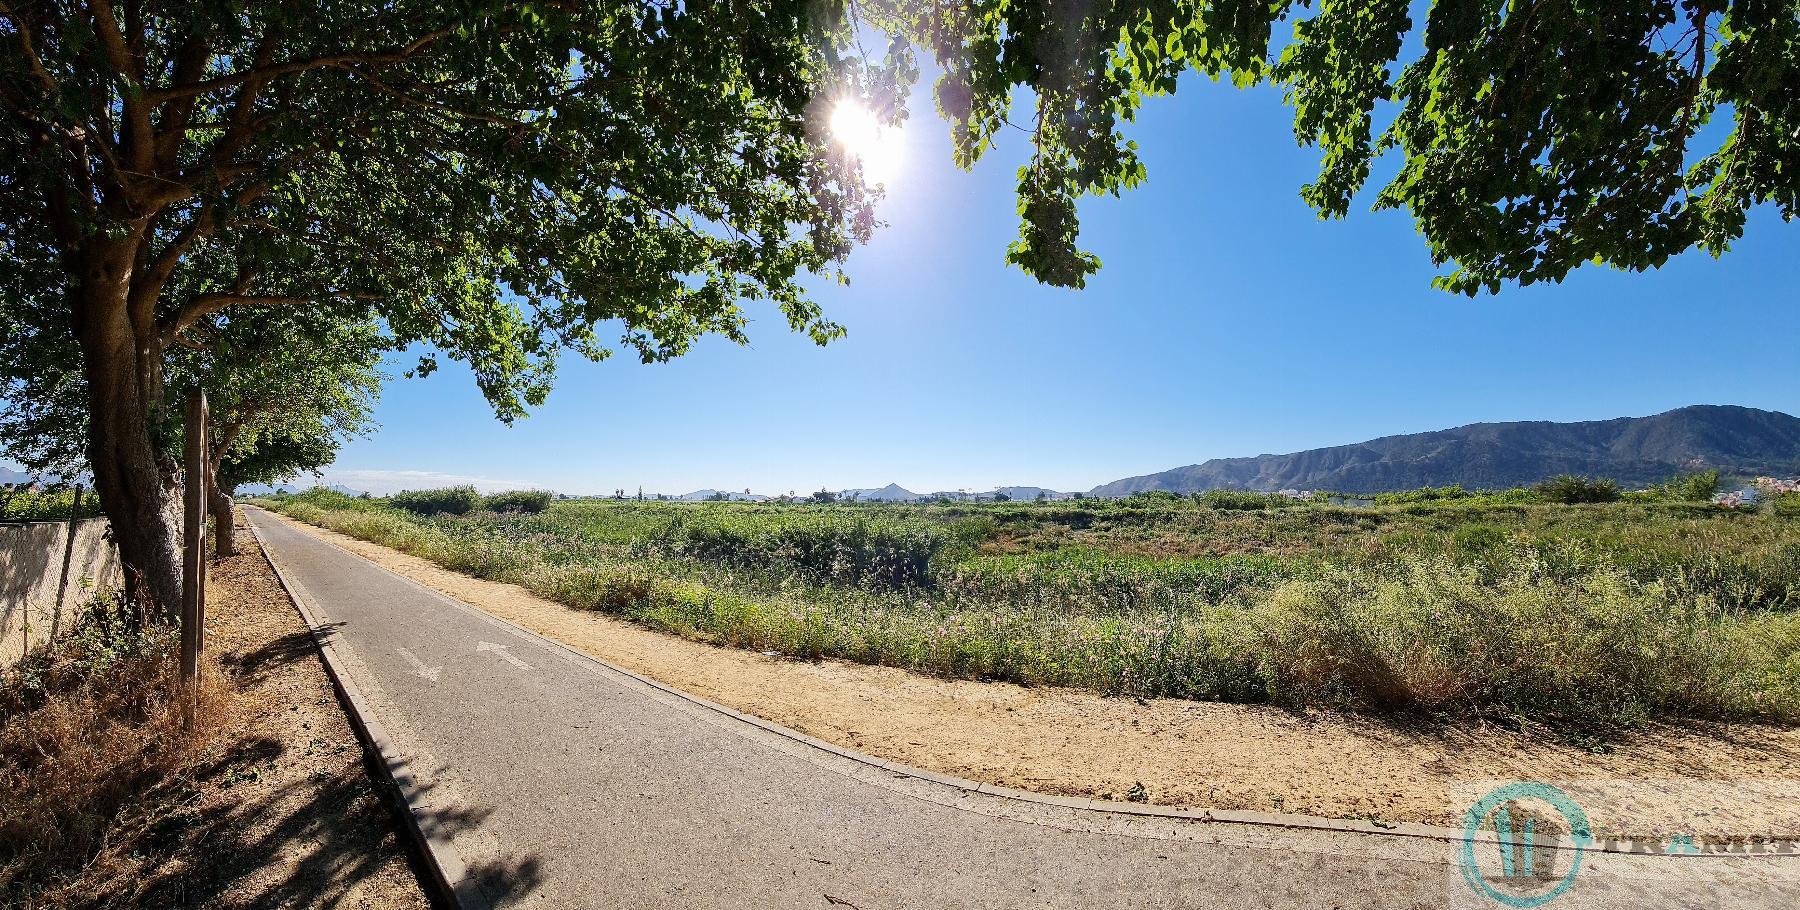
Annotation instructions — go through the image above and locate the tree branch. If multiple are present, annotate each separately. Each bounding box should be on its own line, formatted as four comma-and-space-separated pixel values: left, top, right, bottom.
142, 28, 455, 105
158, 287, 380, 350
84, 0, 156, 174
333, 62, 533, 131
153, 33, 215, 170
0, 1, 61, 97
159, 293, 307, 349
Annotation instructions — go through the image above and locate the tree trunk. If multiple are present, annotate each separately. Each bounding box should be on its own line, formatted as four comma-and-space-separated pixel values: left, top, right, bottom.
71, 237, 183, 620
209, 480, 236, 556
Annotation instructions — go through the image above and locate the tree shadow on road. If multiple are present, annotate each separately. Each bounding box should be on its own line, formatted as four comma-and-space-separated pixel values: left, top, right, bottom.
78, 733, 546, 910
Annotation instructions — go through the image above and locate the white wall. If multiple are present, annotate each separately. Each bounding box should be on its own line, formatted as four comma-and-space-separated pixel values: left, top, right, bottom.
0, 518, 122, 667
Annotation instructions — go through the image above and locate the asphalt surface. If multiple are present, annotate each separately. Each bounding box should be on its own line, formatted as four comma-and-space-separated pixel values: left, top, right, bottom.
246, 508, 1799, 909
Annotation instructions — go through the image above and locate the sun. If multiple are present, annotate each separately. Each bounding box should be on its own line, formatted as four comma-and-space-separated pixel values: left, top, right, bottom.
828, 99, 901, 188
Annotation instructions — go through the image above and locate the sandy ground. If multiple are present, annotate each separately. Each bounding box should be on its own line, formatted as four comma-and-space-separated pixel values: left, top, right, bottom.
72, 514, 431, 909
261, 508, 1800, 835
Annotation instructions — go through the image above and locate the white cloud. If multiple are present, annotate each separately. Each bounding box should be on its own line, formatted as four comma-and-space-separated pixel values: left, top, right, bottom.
313, 469, 534, 496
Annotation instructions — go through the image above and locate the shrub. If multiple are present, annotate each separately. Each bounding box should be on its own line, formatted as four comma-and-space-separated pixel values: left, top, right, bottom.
1194, 490, 1297, 511
1535, 474, 1620, 504
1641, 470, 1721, 502
484, 490, 554, 514
1373, 485, 1470, 505
1238, 552, 1785, 725
1124, 490, 1185, 506
944, 549, 1296, 612
277, 486, 381, 512
0, 484, 104, 521
390, 485, 482, 515
667, 512, 950, 588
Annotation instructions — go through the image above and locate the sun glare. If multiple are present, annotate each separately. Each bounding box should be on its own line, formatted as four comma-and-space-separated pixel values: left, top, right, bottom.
828, 99, 901, 188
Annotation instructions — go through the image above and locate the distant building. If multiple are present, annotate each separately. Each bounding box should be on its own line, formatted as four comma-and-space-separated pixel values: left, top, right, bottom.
1714, 488, 1760, 507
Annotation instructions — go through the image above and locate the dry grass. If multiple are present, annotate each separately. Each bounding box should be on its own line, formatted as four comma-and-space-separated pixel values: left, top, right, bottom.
0, 513, 429, 910
0, 601, 228, 906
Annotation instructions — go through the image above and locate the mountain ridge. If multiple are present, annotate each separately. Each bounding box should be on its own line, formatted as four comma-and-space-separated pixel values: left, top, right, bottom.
1088, 405, 1800, 496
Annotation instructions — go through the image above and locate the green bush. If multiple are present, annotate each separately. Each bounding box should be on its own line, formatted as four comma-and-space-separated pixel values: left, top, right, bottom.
0, 485, 103, 522
1123, 490, 1186, 506
390, 486, 482, 516
1639, 470, 1721, 502
944, 548, 1296, 612
1535, 474, 1620, 504
275, 486, 382, 512
665, 512, 950, 588
1372, 485, 1471, 505
484, 490, 554, 514
1193, 490, 1300, 511
1239, 552, 1792, 725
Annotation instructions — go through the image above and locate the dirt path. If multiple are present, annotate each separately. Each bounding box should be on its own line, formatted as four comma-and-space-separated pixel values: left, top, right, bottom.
63, 513, 431, 909
259, 508, 1800, 831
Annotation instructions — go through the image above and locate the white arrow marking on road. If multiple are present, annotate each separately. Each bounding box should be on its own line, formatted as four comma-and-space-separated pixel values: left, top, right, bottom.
477, 641, 532, 670
396, 647, 442, 682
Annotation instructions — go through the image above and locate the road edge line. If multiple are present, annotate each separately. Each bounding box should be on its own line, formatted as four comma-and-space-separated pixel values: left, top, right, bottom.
245, 512, 492, 910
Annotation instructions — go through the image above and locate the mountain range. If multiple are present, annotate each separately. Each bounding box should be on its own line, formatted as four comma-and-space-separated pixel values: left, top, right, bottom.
16, 405, 1797, 502
1087, 405, 1800, 496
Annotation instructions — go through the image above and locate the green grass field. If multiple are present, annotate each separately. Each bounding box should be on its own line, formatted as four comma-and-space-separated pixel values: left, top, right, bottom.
258, 487, 1800, 729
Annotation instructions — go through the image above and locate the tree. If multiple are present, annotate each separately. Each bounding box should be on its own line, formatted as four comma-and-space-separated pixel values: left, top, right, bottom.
4, 307, 383, 556
865, 0, 1799, 291
175, 314, 383, 554
2, 0, 900, 613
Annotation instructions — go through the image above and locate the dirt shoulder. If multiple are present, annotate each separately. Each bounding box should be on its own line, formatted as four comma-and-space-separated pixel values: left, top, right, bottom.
258, 508, 1800, 832
54, 513, 431, 909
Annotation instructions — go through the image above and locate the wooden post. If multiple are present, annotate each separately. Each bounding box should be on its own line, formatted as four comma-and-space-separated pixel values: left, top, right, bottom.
182, 390, 208, 722
51, 484, 84, 640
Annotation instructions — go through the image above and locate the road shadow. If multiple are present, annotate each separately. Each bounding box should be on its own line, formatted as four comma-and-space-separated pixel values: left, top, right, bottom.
81, 733, 545, 910
221, 625, 328, 683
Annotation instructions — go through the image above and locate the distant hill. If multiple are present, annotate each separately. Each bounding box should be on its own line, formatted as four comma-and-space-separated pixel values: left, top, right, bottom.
678, 489, 769, 501
1088, 405, 1800, 496
843, 483, 918, 502
1, 466, 87, 487
991, 486, 1066, 501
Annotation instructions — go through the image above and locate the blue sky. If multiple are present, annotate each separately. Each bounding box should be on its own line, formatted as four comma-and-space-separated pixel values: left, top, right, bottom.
310, 72, 1799, 496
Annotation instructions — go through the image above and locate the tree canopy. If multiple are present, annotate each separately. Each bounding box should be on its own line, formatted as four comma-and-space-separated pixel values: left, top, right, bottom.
1, 0, 906, 610
174, 313, 383, 490
2, 0, 899, 415
867, 0, 1799, 291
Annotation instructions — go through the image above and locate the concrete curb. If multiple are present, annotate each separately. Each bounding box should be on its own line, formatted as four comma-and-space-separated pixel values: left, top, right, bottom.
247, 506, 1783, 861
246, 514, 492, 910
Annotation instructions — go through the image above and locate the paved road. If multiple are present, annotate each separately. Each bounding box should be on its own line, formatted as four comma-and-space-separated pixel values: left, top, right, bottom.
246, 508, 1797, 909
